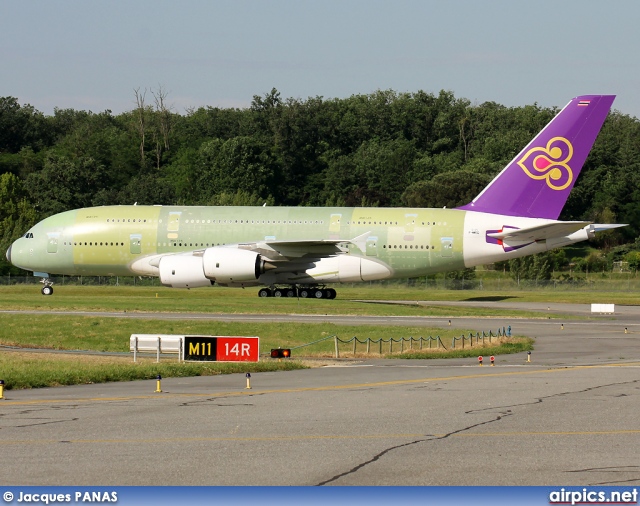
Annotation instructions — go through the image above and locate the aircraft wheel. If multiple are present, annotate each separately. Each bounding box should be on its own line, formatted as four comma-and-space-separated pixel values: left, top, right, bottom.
258, 288, 271, 298
285, 289, 296, 297
313, 289, 324, 299
327, 288, 337, 299
41, 286, 53, 296
274, 289, 283, 297
299, 289, 309, 298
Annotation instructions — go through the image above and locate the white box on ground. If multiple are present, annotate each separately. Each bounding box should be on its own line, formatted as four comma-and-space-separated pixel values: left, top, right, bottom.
590, 304, 615, 314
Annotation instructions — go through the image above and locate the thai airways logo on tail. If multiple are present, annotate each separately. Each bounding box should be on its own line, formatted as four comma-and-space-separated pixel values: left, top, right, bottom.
517, 136, 573, 191
457, 95, 615, 220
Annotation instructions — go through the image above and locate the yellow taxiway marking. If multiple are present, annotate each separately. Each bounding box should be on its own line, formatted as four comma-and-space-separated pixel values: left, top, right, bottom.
2, 430, 640, 446
2, 362, 639, 407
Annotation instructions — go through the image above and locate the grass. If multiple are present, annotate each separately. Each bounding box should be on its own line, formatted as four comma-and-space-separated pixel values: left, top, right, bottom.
0, 284, 589, 318
390, 337, 534, 359
0, 312, 530, 390
0, 351, 307, 390
0, 313, 502, 354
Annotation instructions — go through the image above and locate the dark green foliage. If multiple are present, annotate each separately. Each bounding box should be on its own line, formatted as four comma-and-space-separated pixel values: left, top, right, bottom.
443, 267, 478, 289
0, 173, 37, 274
402, 170, 492, 208
508, 252, 554, 282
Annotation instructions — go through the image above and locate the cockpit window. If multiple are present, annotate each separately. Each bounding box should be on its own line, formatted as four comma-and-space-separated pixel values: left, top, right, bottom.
24, 232, 34, 239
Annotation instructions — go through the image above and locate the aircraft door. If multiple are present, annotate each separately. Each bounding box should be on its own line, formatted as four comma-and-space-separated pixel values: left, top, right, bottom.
440, 237, 453, 257
130, 234, 142, 255
167, 212, 181, 240
404, 213, 417, 241
46, 232, 59, 253
366, 236, 378, 257
329, 214, 342, 239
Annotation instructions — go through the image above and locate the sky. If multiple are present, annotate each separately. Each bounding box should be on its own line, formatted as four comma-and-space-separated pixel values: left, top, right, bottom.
2, 0, 640, 118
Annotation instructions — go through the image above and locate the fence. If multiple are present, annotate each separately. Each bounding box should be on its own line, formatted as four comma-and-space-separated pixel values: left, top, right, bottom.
450, 327, 510, 349
333, 335, 447, 358
0, 275, 161, 286
290, 330, 507, 358
2, 274, 640, 291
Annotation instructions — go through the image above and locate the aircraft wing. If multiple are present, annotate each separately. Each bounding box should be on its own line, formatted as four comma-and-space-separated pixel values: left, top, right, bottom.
487, 222, 592, 242
248, 232, 371, 260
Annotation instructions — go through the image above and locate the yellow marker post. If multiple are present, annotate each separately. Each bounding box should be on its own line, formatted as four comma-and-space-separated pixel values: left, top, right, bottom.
561, 324, 564, 330
0, 380, 4, 399
245, 373, 252, 390
155, 374, 162, 393
527, 351, 531, 363
625, 327, 628, 334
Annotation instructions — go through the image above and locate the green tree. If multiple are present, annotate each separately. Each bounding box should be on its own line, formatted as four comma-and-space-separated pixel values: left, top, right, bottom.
0, 97, 50, 154
508, 252, 553, 282
0, 173, 38, 272
402, 170, 491, 208
26, 153, 113, 215
444, 267, 477, 289
196, 137, 276, 204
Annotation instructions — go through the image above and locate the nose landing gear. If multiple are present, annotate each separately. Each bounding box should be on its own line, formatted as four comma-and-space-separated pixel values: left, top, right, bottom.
40, 278, 54, 296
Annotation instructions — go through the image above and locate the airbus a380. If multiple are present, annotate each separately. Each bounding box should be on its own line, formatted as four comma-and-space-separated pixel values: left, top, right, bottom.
6, 95, 624, 298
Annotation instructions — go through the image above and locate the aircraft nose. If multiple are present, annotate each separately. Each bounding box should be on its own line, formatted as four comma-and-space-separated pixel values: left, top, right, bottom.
5, 244, 11, 263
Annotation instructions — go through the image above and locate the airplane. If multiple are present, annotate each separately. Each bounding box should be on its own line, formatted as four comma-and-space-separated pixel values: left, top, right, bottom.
6, 95, 625, 298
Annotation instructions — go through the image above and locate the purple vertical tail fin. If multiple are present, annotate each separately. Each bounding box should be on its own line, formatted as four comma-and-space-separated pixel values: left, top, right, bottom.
457, 95, 615, 219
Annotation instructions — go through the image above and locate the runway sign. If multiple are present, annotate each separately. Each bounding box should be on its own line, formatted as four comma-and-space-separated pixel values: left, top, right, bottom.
183, 336, 260, 362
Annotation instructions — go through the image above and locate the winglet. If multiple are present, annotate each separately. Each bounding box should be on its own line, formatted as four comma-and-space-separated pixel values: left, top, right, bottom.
457, 95, 615, 219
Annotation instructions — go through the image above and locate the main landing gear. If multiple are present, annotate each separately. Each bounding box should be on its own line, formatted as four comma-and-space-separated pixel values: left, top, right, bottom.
40, 278, 54, 296
257, 286, 337, 299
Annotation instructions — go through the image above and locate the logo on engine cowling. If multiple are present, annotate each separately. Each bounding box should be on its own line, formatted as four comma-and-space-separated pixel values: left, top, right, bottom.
517, 136, 574, 191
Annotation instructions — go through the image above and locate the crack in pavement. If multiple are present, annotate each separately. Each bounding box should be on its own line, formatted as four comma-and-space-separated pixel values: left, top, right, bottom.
566, 466, 640, 486
316, 379, 639, 486
0, 405, 82, 429
179, 397, 254, 408
6, 418, 80, 428
315, 412, 512, 486
464, 380, 640, 486
463, 379, 640, 416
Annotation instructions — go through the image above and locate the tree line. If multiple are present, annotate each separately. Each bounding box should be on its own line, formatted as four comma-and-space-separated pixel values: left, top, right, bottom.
2, 88, 639, 275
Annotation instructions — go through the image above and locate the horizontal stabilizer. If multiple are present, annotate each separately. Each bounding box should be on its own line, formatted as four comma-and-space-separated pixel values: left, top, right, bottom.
590, 223, 627, 233
487, 222, 591, 242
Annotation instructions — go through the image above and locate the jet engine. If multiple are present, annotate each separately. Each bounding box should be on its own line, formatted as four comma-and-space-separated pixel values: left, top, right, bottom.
202, 247, 271, 284
158, 254, 213, 288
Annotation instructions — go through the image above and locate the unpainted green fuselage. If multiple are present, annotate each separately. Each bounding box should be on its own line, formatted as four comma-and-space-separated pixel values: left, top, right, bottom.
11, 205, 468, 279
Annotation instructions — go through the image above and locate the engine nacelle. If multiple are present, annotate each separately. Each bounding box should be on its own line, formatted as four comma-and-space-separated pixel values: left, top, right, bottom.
158, 254, 213, 289
300, 255, 392, 283
202, 247, 266, 284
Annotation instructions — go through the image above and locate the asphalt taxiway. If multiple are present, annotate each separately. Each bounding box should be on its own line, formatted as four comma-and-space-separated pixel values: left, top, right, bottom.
1, 302, 639, 486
